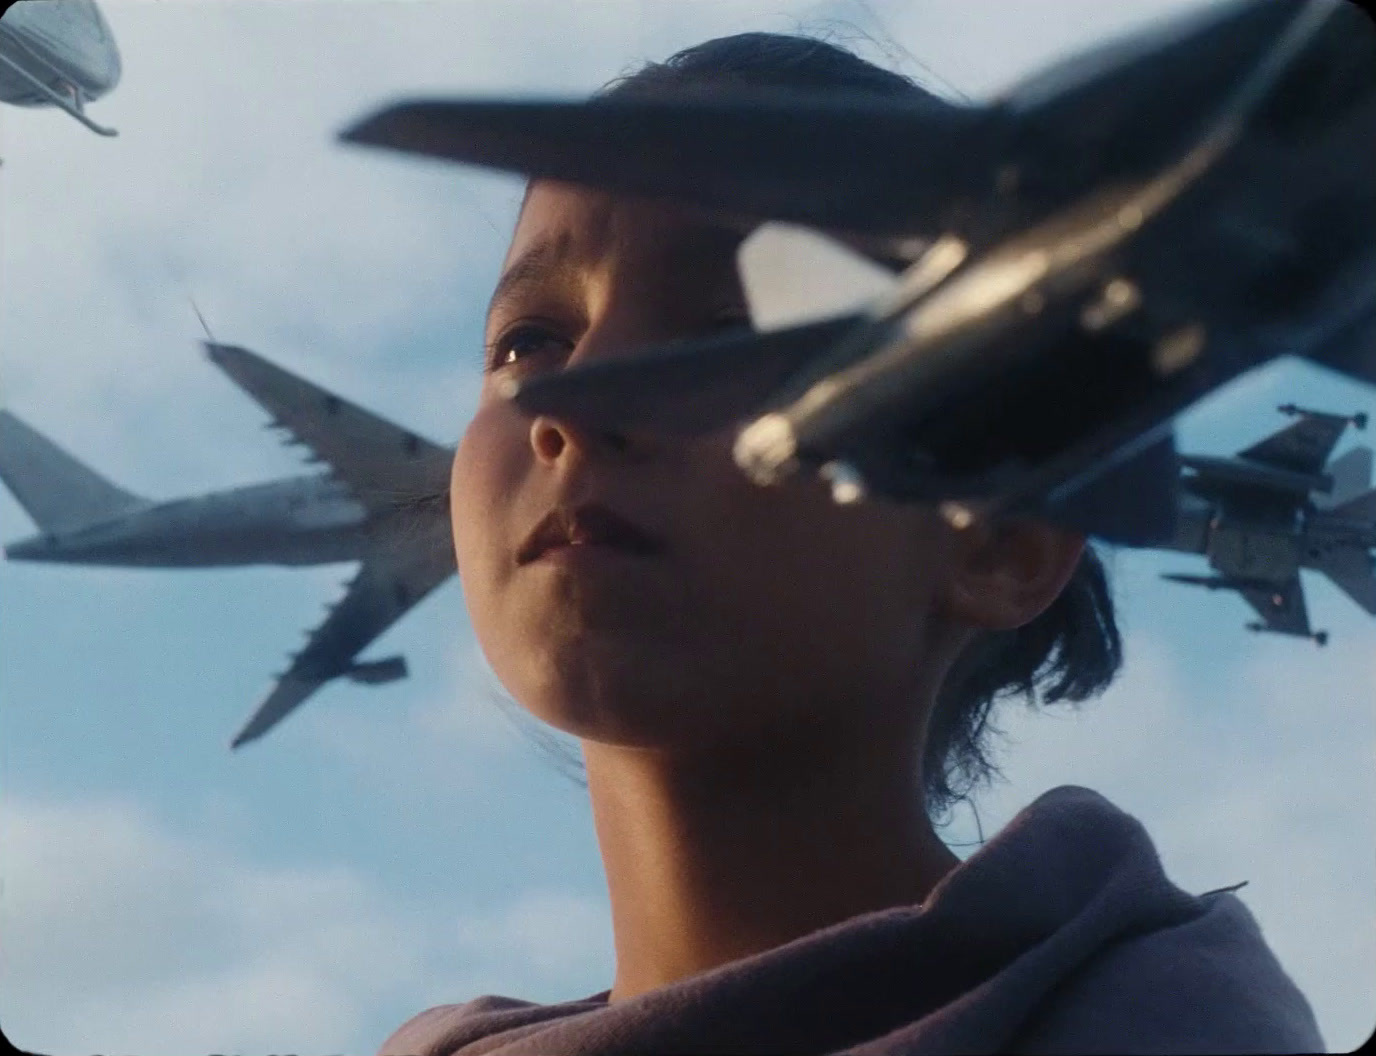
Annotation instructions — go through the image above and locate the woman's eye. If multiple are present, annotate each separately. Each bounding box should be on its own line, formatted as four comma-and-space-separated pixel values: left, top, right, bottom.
486, 324, 572, 372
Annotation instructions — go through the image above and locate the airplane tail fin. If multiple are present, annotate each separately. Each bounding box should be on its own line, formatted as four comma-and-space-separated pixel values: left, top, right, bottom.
0, 411, 147, 532
1316, 447, 1373, 509
1315, 545, 1376, 615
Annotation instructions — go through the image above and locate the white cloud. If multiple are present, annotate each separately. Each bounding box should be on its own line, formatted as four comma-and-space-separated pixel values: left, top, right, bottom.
451, 890, 613, 987
0, 792, 612, 1055
878, 0, 1221, 99
290, 592, 590, 800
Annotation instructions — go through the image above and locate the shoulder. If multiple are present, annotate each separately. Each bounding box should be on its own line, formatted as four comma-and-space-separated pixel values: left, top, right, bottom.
1010, 891, 1326, 1054
375, 992, 609, 1056
375, 997, 531, 1056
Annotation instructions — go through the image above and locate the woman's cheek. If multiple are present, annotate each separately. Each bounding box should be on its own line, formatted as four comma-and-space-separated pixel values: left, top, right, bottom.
450, 401, 519, 579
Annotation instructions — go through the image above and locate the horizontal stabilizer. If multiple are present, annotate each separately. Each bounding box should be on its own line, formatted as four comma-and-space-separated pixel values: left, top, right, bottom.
1316, 546, 1376, 615
0, 411, 147, 533
345, 655, 408, 685
1316, 447, 1373, 508
1330, 486, 1376, 525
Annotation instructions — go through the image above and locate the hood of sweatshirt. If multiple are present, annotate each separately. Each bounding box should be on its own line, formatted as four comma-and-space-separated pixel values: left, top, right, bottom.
378, 785, 1323, 1056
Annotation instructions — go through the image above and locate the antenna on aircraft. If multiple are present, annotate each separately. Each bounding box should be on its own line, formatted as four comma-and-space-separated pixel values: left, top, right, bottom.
189, 296, 217, 344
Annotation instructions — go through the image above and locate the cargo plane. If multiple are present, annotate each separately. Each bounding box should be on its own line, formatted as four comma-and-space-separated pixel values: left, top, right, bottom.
0, 345, 455, 749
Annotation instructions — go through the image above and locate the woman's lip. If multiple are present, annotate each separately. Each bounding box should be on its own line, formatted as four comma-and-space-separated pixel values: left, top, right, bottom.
529, 539, 662, 562
517, 502, 667, 564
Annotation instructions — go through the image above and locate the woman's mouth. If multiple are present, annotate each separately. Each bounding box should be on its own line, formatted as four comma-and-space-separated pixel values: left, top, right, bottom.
517, 503, 667, 564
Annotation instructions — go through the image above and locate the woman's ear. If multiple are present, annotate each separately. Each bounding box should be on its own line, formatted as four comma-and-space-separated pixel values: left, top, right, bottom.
937, 517, 1086, 632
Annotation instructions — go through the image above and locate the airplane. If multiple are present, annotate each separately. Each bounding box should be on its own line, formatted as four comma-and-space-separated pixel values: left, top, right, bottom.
0, 0, 121, 136
1157, 404, 1376, 644
338, 0, 1376, 544
0, 344, 455, 750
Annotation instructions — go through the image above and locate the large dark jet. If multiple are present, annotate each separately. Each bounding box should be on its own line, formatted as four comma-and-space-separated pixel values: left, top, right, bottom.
339, 0, 1376, 547
0, 0, 121, 136
0, 345, 455, 749
1159, 405, 1376, 643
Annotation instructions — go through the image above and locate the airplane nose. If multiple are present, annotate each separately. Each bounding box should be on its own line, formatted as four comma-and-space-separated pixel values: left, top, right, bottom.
87, 41, 122, 96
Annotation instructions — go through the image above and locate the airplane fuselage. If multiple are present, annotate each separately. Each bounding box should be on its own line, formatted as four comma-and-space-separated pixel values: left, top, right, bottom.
1163, 476, 1376, 585
4, 474, 371, 567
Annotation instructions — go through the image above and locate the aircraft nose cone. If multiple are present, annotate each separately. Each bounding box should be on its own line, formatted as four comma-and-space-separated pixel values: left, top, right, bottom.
86, 38, 122, 96
1, 0, 122, 98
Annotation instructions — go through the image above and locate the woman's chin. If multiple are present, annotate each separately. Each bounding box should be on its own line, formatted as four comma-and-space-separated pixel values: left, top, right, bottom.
514, 666, 762, 752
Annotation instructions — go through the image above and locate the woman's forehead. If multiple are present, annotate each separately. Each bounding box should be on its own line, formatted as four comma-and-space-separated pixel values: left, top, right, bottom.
502, 181, 746, 283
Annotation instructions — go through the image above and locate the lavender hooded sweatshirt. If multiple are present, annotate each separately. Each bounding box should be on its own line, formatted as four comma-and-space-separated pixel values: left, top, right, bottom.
378, 786, 1324, 1055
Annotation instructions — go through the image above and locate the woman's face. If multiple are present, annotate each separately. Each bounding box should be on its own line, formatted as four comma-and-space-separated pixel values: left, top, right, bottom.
451, 181, 961, 756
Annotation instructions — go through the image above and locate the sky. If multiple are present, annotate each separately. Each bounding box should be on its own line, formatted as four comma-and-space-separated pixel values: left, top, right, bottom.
0, 0, 1372, 1053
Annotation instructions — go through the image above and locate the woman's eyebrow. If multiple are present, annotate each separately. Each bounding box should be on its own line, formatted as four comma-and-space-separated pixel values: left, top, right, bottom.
486, 238, 574, 322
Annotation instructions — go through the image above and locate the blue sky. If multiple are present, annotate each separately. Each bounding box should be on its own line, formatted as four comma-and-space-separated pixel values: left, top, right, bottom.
0, 1, 1372, 1053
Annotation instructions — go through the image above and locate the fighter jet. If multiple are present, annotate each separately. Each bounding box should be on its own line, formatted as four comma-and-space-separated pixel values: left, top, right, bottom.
1159, 404, 1375, 644
0, 345, 455, 749
0, 0, 121, 136
339, 0, 1376, 544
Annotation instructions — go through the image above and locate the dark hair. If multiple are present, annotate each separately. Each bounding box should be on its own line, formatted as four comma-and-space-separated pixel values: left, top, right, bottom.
505, 32, 1124, 827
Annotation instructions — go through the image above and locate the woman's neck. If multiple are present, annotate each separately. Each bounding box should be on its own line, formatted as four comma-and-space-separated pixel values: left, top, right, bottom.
583, 726, 960, 1003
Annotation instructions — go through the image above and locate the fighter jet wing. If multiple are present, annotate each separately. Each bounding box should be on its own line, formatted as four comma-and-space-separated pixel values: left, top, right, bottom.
340, 90, 997, 240
228, 514, 455, 749
1238, 573, 1313, 637
507, 314, 863, 436
1237, 412, 1352, 475
338, 2, 1309, 243
205, 343, 452, 513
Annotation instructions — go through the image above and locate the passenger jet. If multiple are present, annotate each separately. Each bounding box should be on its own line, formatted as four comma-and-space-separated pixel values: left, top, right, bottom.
0, 344, 455, 749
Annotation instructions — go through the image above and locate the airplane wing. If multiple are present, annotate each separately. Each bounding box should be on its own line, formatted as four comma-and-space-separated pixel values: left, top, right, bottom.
1237, 573, 1313, 637
229, 512, 455, 749
204, 343, 453, 514
1236, 413, 1352, 476
337, 3, 1311, 243
508, 314, 862, 435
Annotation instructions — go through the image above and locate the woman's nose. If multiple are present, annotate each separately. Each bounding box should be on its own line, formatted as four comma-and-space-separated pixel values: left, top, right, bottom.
526, 308, 670, 464
529, 413, 631, 465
